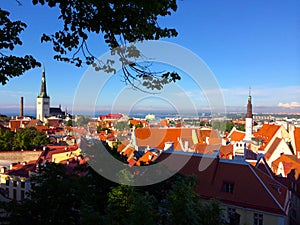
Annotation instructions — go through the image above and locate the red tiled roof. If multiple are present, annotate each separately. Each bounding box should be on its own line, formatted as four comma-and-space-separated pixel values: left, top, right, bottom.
220, 145, 233, 158
122, 147, 135, 159
253, 124, 281, 150
9, 120, 21, 132
117, 143, 126, 153
157, 153, 289, 215
272, 154, 300, 179
159, 119, 169, 127
128, 158, 137, 167
136, 151, 158, 166
6, 162, 36, 177
194, 143, 219, 154
135, 128, 198, 150
197, 129, 218, 143
228, 130, 245, 142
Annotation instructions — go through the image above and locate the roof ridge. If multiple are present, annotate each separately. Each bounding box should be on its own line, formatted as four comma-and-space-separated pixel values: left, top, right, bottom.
248, 164, 285, 213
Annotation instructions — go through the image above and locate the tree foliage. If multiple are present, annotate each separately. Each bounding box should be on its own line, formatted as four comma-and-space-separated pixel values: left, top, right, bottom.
0, 129, 14, 150
0, 8, 41, 85
10, 127, 49, 150
1, 1, 180, 91
0, 163, 225, 225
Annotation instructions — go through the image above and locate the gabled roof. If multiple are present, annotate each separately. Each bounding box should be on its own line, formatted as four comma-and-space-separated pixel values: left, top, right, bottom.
197, 129, 218, 143
253, 124, 281, 150
228, 130, 245, 142
157, 152, 289, 215
136, 151, 158, 166
272, 154, 300, 179
220, 144, 234, 158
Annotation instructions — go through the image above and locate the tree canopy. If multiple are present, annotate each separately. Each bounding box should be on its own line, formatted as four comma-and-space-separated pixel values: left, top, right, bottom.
0, 127, 49, 151
0, 1, 180, 90
0, 164, 226, 225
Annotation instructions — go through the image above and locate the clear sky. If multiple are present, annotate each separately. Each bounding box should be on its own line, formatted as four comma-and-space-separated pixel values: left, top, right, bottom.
0, 0, 299, 116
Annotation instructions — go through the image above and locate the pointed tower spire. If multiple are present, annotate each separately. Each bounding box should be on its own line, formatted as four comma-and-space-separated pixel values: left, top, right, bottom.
245, 87, 253, 141
39, 65, 48, 98
246, 87, 252, 118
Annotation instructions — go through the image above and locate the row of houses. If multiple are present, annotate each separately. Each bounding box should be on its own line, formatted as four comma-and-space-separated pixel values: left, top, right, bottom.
114, 122, 300, 225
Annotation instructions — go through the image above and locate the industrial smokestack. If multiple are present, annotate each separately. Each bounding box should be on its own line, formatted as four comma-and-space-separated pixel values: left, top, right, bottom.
20, 96, 24, 117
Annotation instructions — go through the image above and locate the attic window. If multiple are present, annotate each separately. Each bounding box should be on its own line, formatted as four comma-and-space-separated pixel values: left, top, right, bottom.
222, 182, 234, 193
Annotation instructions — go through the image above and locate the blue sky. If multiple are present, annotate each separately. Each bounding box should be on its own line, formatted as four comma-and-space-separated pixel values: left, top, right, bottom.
0, 0, 299, 116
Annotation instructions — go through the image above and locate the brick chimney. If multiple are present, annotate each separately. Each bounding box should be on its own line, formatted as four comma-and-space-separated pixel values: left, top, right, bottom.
20, 96, 24, 117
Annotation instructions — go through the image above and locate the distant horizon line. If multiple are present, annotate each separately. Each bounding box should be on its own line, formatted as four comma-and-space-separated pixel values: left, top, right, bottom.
2, 107, 300, 118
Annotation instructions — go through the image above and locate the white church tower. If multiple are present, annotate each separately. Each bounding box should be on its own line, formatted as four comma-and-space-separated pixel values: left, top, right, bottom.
244, 88, 253, 141
36, 66, 50, 121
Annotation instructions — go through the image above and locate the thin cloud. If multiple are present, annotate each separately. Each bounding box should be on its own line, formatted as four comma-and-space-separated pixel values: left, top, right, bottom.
278, 102, 300, 108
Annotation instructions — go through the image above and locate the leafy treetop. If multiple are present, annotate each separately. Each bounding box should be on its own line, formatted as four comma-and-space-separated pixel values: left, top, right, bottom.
0, 1, 180, 91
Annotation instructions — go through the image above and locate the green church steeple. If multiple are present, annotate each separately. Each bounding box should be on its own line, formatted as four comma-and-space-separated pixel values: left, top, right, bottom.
38, 65, 48, 98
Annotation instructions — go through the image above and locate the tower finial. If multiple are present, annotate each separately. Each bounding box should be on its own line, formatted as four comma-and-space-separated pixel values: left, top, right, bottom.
249, 86, 251, 96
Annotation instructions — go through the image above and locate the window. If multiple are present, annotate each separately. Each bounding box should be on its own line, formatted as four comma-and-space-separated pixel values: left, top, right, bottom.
13, 180, 17, 187
223, 182, 234, 193
21, 181, 25, 189
254, 213, 263, 225
5, 179, 9, 186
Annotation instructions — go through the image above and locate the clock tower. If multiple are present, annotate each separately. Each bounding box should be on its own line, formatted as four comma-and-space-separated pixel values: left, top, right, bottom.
36, 66, 50, 121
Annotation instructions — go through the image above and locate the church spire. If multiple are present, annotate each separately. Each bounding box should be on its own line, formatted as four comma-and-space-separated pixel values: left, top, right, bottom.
246, 87, 252, 118
39, 65, 48, 98
244, 87, 253, 141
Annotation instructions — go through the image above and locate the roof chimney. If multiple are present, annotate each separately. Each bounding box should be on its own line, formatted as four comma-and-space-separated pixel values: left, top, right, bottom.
20, 96, 24, 117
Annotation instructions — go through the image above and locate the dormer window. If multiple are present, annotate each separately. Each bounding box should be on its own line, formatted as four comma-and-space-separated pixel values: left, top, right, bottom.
222, 182, 234, 193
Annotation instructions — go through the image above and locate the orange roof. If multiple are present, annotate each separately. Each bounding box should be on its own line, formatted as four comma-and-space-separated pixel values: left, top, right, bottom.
9, 120, 21, 132
117, 143, 126, 153
157, 152, 289, 215
136, 151, 158, 166
228, 130, 245, 142
135, 128, 198, 150
122, 147, 135, 159
197, 129, 218, 143
220, 145, 234, 158
129, 120, 142, 126
194, 143, 219, 154
159, 119, 169, 127
253, 124, 281, 150
272, 154, 300, 179
294, 127, 300, 151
